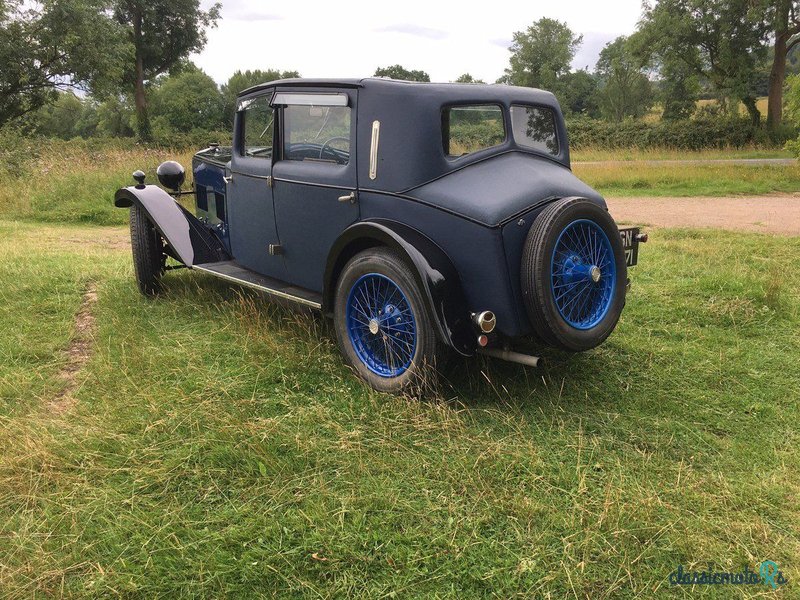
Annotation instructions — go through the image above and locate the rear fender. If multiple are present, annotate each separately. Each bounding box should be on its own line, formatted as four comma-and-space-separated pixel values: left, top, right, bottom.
115, 185, 229, 267
324, 219, 475, 356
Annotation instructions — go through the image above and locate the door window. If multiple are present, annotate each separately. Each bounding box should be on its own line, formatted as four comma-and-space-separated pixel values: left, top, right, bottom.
282, 104, 351, 165
240, 96, 274, 159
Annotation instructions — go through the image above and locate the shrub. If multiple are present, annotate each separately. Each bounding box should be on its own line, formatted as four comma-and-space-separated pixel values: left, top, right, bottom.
565, 116, 794, 150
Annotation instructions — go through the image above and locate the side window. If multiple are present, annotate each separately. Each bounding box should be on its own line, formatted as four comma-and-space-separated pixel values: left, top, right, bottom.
442, 104, 505, 158
240, 96, 274, 158
510, 105, 559, 156
282, 105, 351, 165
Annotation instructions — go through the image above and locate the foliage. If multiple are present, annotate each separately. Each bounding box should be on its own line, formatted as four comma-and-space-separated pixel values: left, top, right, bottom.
454, 73, 484, 84
112, 0, 221, 138
595, 36, 653, 122
150, 69, 225, 135
558, 69, 600, 118
658, 57, 700, 120
0, 0, 128, 127
373, 64, 430, 82
221, 69, 300, 127
503, 17, 582, 92
781, 72, 800, 154
566, 115, 793, 150
634, 0, 770, 126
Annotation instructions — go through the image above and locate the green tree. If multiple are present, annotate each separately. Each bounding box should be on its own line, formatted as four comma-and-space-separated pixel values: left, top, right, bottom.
0, 0, 127, 127
765, 1, 800, 132
454, 73, 484, 84
559, 69, 600, 117
221, 69, 300, 127
112, 0, 221, 139
503, 18, 582, 91
96, 95, 135, 137
373, 65, 430, 82
658, 57, 699, 120
634, 0, 769, 126
149, 68, 224, 134
595, 36, 653, 122
29, 92, 84, 138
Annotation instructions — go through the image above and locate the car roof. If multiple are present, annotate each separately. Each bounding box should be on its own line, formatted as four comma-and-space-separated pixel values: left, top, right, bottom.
238, 77, 555, 103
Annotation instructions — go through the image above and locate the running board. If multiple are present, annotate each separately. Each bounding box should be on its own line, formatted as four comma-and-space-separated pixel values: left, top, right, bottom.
193, 261, 322, 309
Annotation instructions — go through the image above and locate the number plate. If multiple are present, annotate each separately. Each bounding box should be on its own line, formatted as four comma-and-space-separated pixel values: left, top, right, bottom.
619, 227, 640, 267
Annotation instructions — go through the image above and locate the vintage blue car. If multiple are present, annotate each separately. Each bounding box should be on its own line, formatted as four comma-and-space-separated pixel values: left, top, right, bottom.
115, 77, 644, 393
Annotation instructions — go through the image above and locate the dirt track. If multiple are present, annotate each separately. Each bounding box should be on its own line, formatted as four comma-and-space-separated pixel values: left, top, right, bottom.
606, 194, 800, 236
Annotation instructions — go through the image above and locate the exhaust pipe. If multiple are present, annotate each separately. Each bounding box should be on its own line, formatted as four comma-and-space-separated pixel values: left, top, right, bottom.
479, 347, 541, 368
472, 311, 496, 333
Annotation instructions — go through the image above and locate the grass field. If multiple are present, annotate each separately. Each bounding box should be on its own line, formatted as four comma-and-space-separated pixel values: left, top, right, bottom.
1, 145, 796, 231
0, 217, 799, 596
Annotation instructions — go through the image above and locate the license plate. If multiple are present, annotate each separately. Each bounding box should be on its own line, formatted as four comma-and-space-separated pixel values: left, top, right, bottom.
619, 227, 639, 267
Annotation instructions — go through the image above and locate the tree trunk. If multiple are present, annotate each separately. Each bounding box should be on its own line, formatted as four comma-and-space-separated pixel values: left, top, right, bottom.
132, 9, 150, 140
742, 96, 761, 128
767, 0, 791, 133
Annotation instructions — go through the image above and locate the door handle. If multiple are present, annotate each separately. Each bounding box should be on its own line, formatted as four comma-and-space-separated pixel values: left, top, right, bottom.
338, 192, 356, 204
223, 175, 233, 184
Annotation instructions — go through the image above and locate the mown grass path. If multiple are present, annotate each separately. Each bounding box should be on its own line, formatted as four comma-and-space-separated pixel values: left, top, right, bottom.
0, 220, 798, 597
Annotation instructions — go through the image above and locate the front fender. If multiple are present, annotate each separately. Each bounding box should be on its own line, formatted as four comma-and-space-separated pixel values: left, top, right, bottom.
115, 185, 229, 267
324, 219, 475, 356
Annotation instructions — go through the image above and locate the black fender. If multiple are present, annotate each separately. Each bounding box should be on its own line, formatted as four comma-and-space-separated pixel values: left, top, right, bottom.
324, 219, 475, 356
115, 185, 229, 267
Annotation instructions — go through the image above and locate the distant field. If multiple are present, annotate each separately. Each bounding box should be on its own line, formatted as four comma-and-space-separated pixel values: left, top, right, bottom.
575, 160, 800, 197
571, 146, 792, 162
0, 221, 798, 596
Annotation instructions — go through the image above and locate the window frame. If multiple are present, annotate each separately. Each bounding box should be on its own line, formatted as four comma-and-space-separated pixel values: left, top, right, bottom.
276, 100, 353, 166
441, 102, 507, 160
509, 103, 561, 157
237, 93, 276, 160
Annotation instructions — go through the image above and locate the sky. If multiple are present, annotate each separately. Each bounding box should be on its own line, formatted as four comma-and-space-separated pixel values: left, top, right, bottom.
193, 0, 645, 85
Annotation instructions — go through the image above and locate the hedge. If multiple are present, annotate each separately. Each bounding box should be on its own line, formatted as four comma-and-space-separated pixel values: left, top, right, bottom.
564, 117, 795, 150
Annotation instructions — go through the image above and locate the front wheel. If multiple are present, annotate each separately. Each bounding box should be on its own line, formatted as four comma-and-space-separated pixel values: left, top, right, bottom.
333, 249, 441, 394
129, 205, 166, 296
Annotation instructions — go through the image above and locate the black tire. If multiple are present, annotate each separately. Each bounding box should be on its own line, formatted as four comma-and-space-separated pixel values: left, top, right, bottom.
129, 205, 166, 296
333, 248, 441, 394
521, 198, 627, 352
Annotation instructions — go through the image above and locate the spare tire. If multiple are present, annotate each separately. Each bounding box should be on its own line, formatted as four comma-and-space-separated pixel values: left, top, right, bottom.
521, 197, 627, 352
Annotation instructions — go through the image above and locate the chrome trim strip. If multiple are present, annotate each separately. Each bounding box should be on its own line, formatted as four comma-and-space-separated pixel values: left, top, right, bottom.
272, 177, 356, 191
193, 265, 322, 309
369, 120, 380, 180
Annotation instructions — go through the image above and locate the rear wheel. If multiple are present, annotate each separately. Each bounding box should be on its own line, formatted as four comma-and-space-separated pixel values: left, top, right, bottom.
334, 249, 440, 394
129, 205, 166, 296
521, 198, 627, 351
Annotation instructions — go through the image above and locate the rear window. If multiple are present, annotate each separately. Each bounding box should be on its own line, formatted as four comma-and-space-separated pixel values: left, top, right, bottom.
442, 105, 505, 158
510, 105, 559, 156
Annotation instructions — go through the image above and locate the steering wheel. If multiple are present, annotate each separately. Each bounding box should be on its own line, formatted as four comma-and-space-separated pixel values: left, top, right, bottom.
319, 137, 350, 162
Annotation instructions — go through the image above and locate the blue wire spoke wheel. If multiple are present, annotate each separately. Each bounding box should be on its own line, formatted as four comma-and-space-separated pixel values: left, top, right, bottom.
345, 273, 417, 377
550, 219, 617, 330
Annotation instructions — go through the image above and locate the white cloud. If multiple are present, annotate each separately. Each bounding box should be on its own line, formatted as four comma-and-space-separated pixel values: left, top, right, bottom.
375, 24, 449, 40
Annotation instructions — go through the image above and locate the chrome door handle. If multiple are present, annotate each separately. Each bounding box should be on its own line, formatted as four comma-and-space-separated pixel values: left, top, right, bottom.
338, 192, 356, 204
223, 175, 233, 184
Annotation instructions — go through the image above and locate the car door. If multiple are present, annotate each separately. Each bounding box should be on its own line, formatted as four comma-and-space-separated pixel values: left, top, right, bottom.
226, 93, 286, 280
271, 89, 359, 292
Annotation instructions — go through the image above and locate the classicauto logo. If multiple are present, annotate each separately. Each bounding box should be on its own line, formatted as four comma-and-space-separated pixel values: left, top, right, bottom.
669, 561, 788, 589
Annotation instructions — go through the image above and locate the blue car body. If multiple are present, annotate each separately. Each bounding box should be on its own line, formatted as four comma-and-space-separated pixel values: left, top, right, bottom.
116, 77, 634, 358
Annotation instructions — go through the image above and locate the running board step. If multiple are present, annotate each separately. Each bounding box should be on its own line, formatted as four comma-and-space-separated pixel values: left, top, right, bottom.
193, 261, 322, 309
